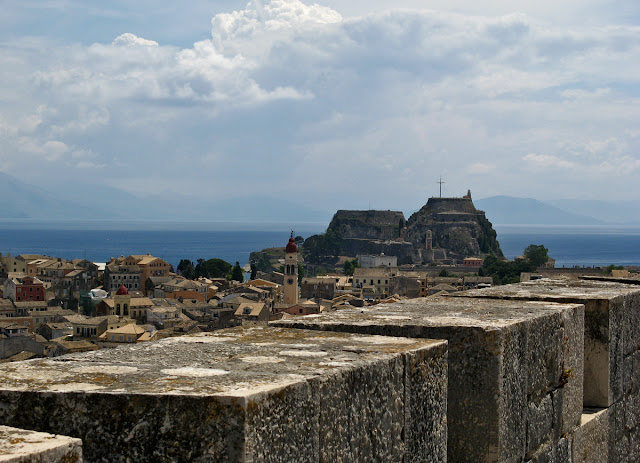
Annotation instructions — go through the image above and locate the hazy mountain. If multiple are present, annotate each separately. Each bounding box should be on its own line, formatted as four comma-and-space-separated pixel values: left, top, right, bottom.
0, 172, 332, 224
475, 196, 603, 225
545, 199, 640, 225
0, 171, 96, 219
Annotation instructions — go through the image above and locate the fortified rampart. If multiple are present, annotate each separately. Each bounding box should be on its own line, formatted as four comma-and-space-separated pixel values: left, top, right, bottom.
328, 210, 406, 240
340, 238, 417, 264
1, 277, 640, 462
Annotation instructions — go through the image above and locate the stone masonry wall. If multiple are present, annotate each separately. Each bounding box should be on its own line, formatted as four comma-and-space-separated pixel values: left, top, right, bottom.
274, 297, 584, 462
0, 327, 447, 463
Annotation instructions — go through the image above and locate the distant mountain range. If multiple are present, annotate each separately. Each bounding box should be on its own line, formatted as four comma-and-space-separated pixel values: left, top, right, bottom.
0, 171, 332, 224
1, 171, 638, 225
475, 196, 640, 225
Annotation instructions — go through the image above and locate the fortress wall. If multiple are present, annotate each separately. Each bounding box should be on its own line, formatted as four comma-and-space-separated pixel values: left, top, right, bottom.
273, 297, 584, 462
328, 210, 405, 240
0, 425, 83, 462
0, 327, 447, 463
458, 280, 640, 408
457, 278, 640, 462
414, 197, 478, 216
341, 238, 417, 263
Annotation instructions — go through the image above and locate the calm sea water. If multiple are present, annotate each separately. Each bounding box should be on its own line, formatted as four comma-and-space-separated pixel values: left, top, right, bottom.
0, 221, 638, 268
495, 225, 640, 268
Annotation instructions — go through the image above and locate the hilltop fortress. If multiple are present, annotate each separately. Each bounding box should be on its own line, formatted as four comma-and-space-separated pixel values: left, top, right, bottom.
309, 190, 503, 265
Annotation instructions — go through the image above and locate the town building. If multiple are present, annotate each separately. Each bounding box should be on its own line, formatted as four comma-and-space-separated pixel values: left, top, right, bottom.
104, 259, 141, 293
234, 302, 269, 324
102, 324, 155, 344
357, 254, 398, 268
353, 267, 398, 301
301, 277, 336, 300
3, 275, 45, 302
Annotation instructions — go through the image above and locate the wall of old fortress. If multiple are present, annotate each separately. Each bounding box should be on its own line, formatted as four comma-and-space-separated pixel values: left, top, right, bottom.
1, 276, 639, 462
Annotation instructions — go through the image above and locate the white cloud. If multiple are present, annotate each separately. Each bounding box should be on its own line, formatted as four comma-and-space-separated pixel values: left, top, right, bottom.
468, 163, 496, 174
112, 33, 158, 47
1, 0, 639, 202
523, 153, 575, 170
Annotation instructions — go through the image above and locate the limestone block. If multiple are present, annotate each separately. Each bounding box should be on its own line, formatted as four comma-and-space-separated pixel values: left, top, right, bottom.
0, 425, 82, 462
272, 297, 583, 463
572, 408, 610, 463
459, 279, 640, 407
524, 437, 571, 463
0, 327, 447, 463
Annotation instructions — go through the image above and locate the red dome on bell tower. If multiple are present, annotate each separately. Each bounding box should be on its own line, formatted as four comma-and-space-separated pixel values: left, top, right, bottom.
286, 237, 298, 253
116, 284, 129, 295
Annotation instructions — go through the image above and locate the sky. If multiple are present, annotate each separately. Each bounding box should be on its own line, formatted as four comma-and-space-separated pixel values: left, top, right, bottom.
1, 0, 639, 214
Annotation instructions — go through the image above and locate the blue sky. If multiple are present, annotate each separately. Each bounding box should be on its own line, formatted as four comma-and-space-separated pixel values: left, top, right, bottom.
1, 0, 639, 214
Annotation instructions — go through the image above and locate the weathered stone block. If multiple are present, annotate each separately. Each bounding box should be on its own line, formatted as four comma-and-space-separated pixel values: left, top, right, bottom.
0, 327, 447, 463
459, 279, 640, 407
525, 436, 571, 463
272, 297, 583, 462
0, 425, 82, 462
572, 408, 610, 463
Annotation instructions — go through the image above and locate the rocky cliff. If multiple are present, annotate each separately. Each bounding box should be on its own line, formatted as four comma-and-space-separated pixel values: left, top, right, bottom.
327, 210, 405, 240
406, 197, 503, 259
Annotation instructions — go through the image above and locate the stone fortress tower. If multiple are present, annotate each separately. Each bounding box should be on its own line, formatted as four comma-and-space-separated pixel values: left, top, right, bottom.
283, 232, 299, 305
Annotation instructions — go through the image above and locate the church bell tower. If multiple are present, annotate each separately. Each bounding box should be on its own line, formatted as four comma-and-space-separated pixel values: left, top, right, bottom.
284, 232, 299, 306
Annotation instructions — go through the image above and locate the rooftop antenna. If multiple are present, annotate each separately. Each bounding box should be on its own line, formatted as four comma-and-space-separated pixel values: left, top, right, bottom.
437, 177, 445, 198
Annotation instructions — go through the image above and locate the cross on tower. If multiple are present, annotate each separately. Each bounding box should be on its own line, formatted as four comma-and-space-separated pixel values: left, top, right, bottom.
437, 177, 445, 197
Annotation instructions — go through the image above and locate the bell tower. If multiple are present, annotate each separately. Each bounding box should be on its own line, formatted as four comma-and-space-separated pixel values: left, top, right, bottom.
114, 284, 130, 317
284, 232, 299, 306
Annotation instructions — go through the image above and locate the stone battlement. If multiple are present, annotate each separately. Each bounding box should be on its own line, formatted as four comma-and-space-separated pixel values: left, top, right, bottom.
1, 277, 640, 462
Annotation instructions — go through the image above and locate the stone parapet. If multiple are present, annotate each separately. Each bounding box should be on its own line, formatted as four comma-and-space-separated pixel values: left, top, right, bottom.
0, 327, 447, 463
0, 425, 82, 462
272, 296, 584, 462
457, 279, 640, 408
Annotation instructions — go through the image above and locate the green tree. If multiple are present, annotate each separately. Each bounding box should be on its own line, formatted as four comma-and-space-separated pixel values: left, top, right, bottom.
604, 264, 624, 274
343, 258, 360, 276
250, 263, 257, 280
301, 230, 343, 263
481, 254, 535, 285
231, 261, 244, 282
438, 269, 450, 277
177, 259, 195, 279
195, 258, 232, 279
523, 244, 549, 268
298, 263, 306, 284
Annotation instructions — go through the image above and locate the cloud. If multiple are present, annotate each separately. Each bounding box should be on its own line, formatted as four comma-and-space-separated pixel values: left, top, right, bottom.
112, 33, 159, 47
523, 153, 575, 170
1, 0, 639, 203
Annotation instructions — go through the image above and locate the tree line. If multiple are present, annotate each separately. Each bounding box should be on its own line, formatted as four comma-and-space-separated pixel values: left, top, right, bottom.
480, 244, 549, 285
176, 258, 250, 282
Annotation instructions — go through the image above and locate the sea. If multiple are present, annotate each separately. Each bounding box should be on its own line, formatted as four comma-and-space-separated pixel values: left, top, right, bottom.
0, 221, 639, 269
